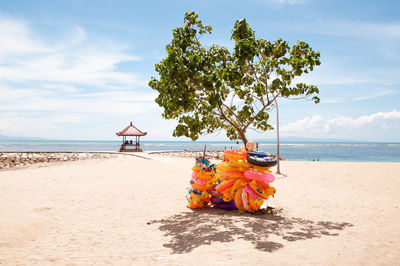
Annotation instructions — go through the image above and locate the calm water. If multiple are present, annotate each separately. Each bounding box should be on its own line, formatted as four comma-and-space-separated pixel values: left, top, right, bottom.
0, 140, 399, 162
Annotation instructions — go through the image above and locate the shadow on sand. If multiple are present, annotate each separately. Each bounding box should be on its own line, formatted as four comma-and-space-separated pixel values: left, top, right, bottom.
150, 207, 353, 254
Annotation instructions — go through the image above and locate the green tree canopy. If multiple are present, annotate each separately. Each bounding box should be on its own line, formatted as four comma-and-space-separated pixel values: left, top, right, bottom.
149, 11, 321, 146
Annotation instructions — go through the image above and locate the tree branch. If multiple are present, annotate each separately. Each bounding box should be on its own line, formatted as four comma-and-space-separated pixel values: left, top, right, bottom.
197, 85, 246, 127
243, 101, 271, 131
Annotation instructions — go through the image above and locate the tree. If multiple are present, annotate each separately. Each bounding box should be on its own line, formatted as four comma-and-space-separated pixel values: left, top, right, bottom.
149, 11, 321, 148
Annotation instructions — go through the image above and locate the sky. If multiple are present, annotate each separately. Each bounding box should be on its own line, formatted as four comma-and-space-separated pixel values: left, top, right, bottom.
0, 0, 399, 142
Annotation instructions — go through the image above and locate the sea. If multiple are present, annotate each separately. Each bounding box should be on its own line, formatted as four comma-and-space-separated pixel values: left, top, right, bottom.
0, 140, 399, 162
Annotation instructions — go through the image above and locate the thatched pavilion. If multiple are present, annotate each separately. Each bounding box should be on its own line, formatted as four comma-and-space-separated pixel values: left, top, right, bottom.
116, 122, 147, 152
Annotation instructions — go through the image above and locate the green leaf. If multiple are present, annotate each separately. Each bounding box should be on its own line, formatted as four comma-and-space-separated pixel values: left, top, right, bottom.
149, 11, 321, 145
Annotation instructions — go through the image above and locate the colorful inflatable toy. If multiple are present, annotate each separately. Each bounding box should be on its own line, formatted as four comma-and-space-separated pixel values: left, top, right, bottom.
223, 149, 248, 162
187, 148, 277, 212
244, 170, 275, 183
187, 156, 218, 209
247, 151, 278, 167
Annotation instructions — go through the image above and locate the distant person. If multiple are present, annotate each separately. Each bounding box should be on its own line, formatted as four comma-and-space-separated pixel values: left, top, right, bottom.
129, 140, 133, 145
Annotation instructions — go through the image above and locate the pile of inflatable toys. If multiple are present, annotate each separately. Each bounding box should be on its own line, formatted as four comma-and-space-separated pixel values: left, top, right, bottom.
187, 157, 217, 209
187, 145, 277, 212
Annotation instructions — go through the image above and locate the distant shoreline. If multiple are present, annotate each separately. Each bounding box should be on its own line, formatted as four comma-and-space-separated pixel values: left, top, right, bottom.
1, 139, 399, 144
0, 140, 399, 162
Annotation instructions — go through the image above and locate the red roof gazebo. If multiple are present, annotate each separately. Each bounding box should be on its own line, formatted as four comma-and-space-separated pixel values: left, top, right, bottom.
116, 122, 147, 152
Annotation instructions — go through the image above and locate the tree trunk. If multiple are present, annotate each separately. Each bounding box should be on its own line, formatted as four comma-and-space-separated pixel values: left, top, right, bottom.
239, 131, 248, 150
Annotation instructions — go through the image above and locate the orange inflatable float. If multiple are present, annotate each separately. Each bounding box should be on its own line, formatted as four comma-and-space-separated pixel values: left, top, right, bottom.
186, 147, 277, 212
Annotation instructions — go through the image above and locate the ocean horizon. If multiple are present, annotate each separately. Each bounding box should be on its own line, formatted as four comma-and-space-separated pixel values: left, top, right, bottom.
0, 140, 399, 162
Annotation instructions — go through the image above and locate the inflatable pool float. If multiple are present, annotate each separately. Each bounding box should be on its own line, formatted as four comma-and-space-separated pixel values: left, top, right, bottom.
217, 162, 240, 172
234, 187, 246, 211
190, 179, 214, 191
187, 150, 277, 212
195, 156, 216, 171
228, 159, 272, 173
248, 180, 269, 199
211, 196, 237, 209
191, 171, 207, 185
216, 199, 238, 210
218, 170, 245, 180
215, 179, 236, 192
245, 184, 260, 199
241, 189, 251, 212
244, 170, 275, 183
210, 196, 225, 205
192, 157, 217, 181
247, 151, 269, 157
247, 151, 278, 167
223, 149, 248, 162
230, 179, 246, 194
266, 187, 276, 197
248, 194, 264, 211
187, 188, 211, 208
218, 160, 248, 172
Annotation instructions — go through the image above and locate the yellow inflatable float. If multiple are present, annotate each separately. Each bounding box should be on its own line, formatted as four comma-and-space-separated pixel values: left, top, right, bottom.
186, 148, 277, 212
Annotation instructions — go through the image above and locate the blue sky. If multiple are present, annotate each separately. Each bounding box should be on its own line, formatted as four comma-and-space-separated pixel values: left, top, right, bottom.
0, 0, 399, 141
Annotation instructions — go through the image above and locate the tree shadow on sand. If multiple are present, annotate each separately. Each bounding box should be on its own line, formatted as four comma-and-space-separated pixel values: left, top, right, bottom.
150, 208, 353, 254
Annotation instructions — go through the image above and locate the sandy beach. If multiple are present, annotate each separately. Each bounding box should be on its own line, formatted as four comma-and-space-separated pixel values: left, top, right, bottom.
1, 154, 399, 265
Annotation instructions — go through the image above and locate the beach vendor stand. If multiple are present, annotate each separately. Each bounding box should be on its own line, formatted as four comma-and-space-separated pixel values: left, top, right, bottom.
116, 122, 147, 152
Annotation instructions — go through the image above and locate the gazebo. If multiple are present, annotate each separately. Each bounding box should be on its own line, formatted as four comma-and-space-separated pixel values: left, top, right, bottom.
116, 122, 147, 152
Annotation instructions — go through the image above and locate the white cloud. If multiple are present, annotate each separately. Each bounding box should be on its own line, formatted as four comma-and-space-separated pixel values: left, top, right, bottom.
295, 63, 399, 104
0, 16, 155, 139
316, 20, 400, 40
323, 110, 400, 132
290, 19, 400, 61
281, 110, 400, 141
0, 16, 145, 87
352, 89, 395, 102
321, 88, 396, 104
0, 118, 10, 131
0, 18, 45, 55
281, 115, 324, 134
0, 84, 156, 114
0, 80, 157, 139
296, 62, 400, 87
296, 72, 372, 86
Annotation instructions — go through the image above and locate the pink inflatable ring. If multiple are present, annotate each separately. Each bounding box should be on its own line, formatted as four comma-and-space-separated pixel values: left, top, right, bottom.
191, 171, 207, 186
244, 170, 275, 183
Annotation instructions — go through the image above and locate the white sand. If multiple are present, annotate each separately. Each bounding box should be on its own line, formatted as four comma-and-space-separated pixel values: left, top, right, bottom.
1, 155, 399, 265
